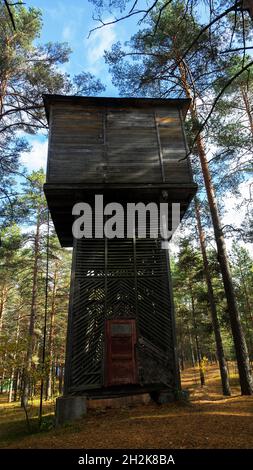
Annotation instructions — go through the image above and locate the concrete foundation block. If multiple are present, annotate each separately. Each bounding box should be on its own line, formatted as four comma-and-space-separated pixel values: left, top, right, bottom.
175, 389, 190, 401
156, 390, 175, 404
87, 393, 151, 410
55, 395, 87, 426
150, 389, 175, 404
150, 388, 190, 404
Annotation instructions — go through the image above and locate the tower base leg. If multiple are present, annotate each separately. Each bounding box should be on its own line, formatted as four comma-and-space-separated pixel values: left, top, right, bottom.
150, 388, 190, 404
55, 396, 87, 426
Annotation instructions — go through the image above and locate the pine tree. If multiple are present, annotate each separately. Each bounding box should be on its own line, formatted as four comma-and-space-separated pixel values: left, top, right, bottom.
103, 0, 253, 394
17, 170, 47, 406
0, 3, 105, 192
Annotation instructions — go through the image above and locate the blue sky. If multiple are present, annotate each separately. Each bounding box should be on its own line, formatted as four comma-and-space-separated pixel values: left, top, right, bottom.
18, 2, 252, 251
21, 1, 150, 171
19, 0, 207, 174
23, 0, 209, 97
25, 0, 147, 96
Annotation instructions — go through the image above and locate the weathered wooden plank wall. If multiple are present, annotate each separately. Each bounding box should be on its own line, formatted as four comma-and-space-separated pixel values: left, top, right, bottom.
47, 103, 191, 184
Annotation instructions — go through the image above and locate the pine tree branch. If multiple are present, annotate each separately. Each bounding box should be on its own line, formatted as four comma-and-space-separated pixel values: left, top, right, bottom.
183, 58, 253, 159
220, 46, 253, 53
88, 0, 173, 37
173, 1, 243, 73
3, 1, 24, 30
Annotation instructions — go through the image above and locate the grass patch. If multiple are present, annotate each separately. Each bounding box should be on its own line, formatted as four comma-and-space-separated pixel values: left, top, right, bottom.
0, 397, 55, 447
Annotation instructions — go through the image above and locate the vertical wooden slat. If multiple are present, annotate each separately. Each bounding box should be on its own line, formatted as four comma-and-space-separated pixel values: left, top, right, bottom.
178, 107, 193, 180
63, 237, 77, 395
164, 244, 181, 391
46, 104, 53, 183
103, 108, 107, 183
154, 111, 165, 182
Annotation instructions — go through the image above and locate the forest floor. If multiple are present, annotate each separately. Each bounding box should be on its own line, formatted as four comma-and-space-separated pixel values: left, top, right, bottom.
0, 363, 253, 449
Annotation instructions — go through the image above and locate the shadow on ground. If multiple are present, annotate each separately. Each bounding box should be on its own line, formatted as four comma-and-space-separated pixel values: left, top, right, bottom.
0, 364, 253, 449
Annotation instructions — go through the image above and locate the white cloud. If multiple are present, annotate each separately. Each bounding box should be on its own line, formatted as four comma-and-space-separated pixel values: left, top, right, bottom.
21, 140, 48, 172
221, 180, 253, 255
222, 181, 252, 228
168, 179, 253, 259
85, 20, 116, 74
45, 3, 68, 20
62, 25, 73, 41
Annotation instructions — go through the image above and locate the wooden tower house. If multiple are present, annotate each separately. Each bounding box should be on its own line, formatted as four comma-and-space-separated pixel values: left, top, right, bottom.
43, 94, 197, 422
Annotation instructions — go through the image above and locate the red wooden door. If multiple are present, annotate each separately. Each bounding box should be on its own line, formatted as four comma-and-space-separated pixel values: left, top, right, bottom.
105, 319, 137, 386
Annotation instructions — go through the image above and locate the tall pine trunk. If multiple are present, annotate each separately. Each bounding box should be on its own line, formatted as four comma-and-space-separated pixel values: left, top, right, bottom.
190, 287, 205, 386
187, 324, 196, 367
8, 313, 20, 403
21, 210, 41, 406
195, 132, 253, 394
0, 352, 7, 393
236, 255, 253, 360
0, 36, 11, 118
241, 85, 253, 137
0, 284, 8, 336
178, 59, 253, 395
58, 363, 63, 395
13, 369, 20, 402
46, 264, 58, 400
195, 198, 231, 395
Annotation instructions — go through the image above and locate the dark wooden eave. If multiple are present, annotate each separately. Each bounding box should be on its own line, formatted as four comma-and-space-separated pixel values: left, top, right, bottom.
43, 94, 191, 123
44, 182, 197, 247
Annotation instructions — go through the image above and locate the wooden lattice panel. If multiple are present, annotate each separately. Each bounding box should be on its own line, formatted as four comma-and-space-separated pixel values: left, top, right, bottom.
65, 235, 176, 394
